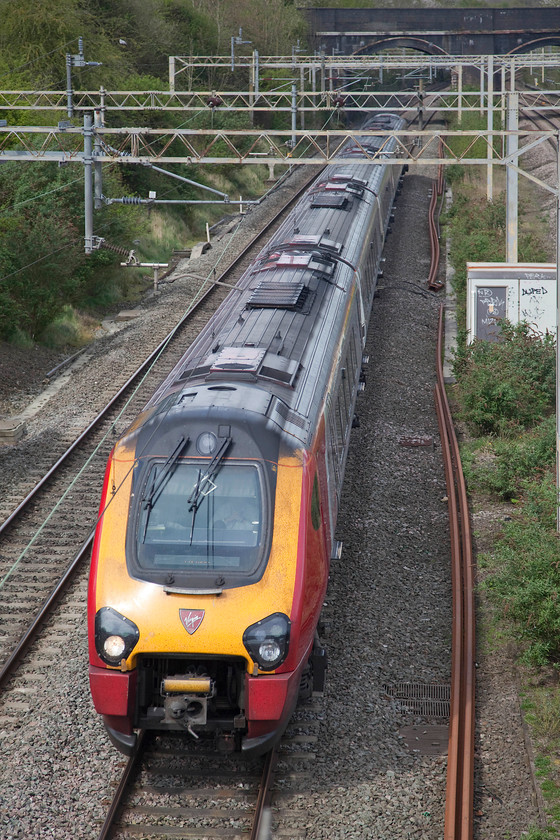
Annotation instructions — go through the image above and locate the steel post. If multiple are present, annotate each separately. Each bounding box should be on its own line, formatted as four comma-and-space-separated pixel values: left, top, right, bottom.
94, 109, 103, 210
556, 132, 560, 531
291, 84, 297, 149
487, 55, 493, 202
84, 114, 93, 254
169, 55, 175, 92
66, 54, 73, 118
300, 66, 305, 130
457, 63, 462, 125
506, 93, 518, 263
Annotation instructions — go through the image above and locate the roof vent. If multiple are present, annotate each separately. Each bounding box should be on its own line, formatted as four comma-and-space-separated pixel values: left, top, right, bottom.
209, 346, 266, 374
247, 281, 312, 312
330, 174, 368, 188
259, 353, 299, 386
310, 194, 349, 210
319, 237, 343, 254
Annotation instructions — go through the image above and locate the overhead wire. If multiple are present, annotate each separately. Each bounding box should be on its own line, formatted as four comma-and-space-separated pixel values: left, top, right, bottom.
0, 89, 327, 581
7, 176, 83, 210
0, 214, 246, 588
0, 103, 211, 282
0, 61, 338, 292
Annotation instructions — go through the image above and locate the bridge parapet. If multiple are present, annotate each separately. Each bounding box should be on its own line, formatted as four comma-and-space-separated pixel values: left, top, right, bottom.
304, 7, 560, 56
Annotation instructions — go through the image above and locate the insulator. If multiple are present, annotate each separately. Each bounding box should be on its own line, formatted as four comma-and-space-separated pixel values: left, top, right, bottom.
98, 240, 133, 257
122, 196, 143, 205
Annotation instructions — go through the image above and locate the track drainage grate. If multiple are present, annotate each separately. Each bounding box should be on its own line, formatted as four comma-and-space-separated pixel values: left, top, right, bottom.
382, 682, 450, 719
399, 724, 449, 755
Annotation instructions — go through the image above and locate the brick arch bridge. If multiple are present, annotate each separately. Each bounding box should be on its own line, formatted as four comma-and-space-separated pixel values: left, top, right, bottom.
304, 7, 560, 56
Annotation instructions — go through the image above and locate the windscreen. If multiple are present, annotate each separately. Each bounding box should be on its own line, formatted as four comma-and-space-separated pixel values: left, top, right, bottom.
136, 462, 263, 574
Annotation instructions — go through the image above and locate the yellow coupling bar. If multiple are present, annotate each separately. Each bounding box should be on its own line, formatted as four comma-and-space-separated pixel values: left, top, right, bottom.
162, 677, 212, 694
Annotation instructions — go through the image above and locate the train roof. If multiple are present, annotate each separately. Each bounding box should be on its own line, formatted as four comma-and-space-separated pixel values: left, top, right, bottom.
147, 121, 404, 446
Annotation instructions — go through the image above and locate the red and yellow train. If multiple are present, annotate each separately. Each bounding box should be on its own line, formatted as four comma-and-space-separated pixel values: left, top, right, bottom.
88, 114, 406, 755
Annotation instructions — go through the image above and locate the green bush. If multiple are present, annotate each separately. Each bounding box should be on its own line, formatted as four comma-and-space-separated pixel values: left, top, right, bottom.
444, 192, 506, 297
463, 415, 555, 501
482, 474, 560, 666
452, 320, 555, 435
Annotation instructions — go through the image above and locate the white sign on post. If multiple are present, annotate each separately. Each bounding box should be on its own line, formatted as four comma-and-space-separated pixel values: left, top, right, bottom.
466, 263, 556, 342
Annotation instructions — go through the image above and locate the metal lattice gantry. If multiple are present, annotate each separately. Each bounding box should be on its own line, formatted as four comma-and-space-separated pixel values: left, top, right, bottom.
1, 87, 560, 115
0, 122, 557, 195
0, 52, 559, 114
167, 50, 560, 89
2, 52, 560, 262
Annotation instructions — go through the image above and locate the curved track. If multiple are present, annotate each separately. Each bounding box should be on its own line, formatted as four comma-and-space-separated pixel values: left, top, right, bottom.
435, 307, 475, 840
426, 136, 475, 838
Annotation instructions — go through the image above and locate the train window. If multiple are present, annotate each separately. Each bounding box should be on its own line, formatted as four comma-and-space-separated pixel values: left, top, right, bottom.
134, 462, 264, 576
327, 405, 340, 487
335, 396, 345, 459
349, 335, 357, 382
344, 367, 352, 422
311, 474, 321, 531
338, 372, 348, 424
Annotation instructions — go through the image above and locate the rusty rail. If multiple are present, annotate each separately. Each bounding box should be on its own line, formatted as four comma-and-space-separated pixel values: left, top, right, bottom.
428, 147, 445, 291
434, 304, 475, 840
250, 746, 278, 840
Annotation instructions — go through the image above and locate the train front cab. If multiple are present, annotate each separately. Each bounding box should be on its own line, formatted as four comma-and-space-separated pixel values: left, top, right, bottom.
88, 401, 330, 756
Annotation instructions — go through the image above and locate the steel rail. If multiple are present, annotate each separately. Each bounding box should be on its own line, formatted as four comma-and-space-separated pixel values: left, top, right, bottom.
435, 304, 475, 840
0, 532, 93, 691
96, 730, 146, 840
522, 108, 560, 154
97, 736, 277, 840
427, 145, 445, 291
251, 746, 278, 840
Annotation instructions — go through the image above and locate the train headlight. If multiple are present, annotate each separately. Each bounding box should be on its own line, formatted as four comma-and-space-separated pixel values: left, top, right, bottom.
95, 607, 140, 666
104, 635, 126, 660
243, 613, 291, 671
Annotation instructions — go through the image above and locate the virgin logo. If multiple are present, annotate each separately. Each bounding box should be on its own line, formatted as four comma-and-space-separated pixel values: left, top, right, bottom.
179, 609, 205, 635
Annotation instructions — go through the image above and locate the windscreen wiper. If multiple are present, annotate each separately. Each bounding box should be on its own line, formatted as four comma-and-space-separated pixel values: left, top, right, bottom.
188, 436, 232, 544
141, 435, 189, 541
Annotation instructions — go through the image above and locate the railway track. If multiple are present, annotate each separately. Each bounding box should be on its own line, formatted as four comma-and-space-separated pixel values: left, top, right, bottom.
434, 305, 475, 840
426, 133, 474, 838
0, 168, 321, 690
96, 700, 322, 840
0, 143, 479, 838
428, 144, 475, 840
522, 105, 560, 153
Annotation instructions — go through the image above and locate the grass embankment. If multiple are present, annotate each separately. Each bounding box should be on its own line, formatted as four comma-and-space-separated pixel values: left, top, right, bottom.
445, 114, 560, 836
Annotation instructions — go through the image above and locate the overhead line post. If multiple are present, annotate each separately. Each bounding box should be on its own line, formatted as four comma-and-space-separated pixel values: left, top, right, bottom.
557, 131, 560, 532
506, 93, 519, 263
169, 56, 176, 93
66, 37, 101, 119
457, 62, 462, 125
487, 55, 493, 202
84, 113, 94, 254
291, 84, 297, 149
94, 109, 103, 210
